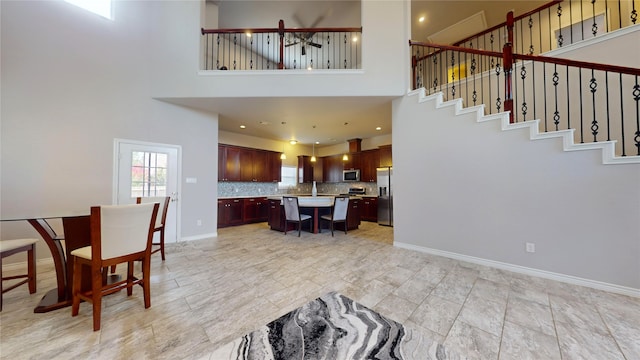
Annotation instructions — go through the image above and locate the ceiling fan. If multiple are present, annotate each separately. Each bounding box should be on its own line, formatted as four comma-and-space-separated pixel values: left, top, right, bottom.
285, 12, 325, 56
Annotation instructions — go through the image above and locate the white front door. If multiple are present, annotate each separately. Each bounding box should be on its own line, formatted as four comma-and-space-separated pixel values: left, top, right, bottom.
114, 139, 180, 243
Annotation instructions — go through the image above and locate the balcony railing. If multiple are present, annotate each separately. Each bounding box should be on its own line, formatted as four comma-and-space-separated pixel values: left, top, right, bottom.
201, 20, 362, 70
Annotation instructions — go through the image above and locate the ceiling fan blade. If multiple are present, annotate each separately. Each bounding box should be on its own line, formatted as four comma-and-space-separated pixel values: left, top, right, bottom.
301, 46, 306, 56
309, 14, 325, 28
308, 42, 322, 49
292, 13, 306, 28
285, 42, 299, 47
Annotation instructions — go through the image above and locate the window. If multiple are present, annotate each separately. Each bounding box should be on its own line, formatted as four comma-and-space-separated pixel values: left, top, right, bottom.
278, 166, 297, 189
65, 0, 112, 20
131, 151, 168, 198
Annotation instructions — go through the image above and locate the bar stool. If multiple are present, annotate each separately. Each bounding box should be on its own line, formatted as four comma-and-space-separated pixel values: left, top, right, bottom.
1, 238, 38, 311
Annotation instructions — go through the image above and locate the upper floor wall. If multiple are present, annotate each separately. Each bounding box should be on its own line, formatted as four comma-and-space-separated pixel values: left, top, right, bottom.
149, 0, 411, 100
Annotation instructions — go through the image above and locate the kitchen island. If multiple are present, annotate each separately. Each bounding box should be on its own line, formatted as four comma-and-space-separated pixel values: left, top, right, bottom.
266, 195, 361, 234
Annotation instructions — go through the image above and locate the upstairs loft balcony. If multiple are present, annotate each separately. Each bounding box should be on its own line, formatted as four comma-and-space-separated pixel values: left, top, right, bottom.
201, 20, 362, 71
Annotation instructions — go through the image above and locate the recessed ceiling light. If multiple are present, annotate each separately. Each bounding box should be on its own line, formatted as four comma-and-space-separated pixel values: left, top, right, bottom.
289, 139, 298, 145
419, 16, 425, 23
376, 127, 382, 131
352, 36, 358, 42
315, 141, 320, 144
259, 121, 270, 125
240, 125, 246, 129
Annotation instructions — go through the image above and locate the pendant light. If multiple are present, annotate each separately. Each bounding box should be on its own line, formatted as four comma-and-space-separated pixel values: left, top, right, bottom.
342, 153, 349, 161
310, 143, 316, 162
280, 143, 286, 160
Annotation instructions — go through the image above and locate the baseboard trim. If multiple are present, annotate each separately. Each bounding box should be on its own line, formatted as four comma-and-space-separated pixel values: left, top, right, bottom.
394, 241, 640, 298
180, 232, 217, 242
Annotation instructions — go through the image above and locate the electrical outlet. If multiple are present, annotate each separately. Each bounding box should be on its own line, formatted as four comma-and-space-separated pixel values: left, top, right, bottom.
197, 220, 202, 226
525, 242, 536, 253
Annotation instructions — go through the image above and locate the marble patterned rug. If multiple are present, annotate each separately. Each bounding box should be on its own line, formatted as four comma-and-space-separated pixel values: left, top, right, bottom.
211, 292, 464, 359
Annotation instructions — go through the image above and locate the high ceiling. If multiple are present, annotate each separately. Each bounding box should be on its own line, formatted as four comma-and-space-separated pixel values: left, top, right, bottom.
202, 1, 547, 147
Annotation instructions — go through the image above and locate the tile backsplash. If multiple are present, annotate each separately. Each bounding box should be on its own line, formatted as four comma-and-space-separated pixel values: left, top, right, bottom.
218, 182, 379, 197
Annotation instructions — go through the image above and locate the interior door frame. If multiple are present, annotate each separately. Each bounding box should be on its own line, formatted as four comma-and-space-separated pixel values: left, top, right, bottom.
112, 138, 182, 242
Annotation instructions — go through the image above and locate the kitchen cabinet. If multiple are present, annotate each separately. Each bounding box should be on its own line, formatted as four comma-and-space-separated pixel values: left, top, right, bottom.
343, 152, 361, 171
243, 197, 268, 223
267, 151, 282, 182
298, 155, 314, 183
322, 154, 344, 183
219, 144, 281, 182
361, 197, 378, 222
379, 145, 392, 167
359, 149, 379, 182
218, 198, 243, 228
241, 149, 268, 182
218, 145, 242, 181
267, 199, 284, 231
346, 198, 361, 230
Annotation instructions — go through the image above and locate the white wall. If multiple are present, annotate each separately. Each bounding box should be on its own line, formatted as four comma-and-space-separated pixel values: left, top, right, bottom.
1, 1, 219, 260
392, 92, 640, 291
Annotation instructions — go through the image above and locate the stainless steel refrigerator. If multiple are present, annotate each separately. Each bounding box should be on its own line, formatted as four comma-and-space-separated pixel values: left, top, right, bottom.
377, 167, 393, 226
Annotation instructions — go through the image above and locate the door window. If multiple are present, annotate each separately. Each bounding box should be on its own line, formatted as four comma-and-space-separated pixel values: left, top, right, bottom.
131, 151, 168, 198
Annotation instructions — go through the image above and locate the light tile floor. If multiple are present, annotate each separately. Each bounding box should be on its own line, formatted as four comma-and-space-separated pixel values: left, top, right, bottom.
1, 222, 639, 359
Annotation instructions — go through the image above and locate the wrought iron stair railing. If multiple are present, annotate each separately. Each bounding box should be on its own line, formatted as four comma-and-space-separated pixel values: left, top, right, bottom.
410, 15, 640, 158
453, 0, 638, 56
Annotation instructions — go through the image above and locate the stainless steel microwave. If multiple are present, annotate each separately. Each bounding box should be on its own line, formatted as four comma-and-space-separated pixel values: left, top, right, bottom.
343, 169, 360, 182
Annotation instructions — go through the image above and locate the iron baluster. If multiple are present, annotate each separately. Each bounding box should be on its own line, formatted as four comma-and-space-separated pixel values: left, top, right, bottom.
495, 62, 502, 112
451, 51, 456, 98
592, 0, 598, 37
557, 4, 564, 48
605, 71, 611, 141
566, 65, 571, 130
553, 65, 560, 130
590, 70, 599, 142
620, 73, 627, 156
634, 75, 640, 155
521, 63, 528, 119
580, 68, 585, 143
529, 16, 535, 55
471, 56, 477, 105
266, 34, 271, 69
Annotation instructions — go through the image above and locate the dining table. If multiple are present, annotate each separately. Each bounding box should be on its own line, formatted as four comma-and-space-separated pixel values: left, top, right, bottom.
295, 196, 335, 234
1, 212, 92, 313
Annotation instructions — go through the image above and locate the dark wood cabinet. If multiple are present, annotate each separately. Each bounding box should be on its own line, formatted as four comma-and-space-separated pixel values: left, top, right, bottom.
343, 152, 361, 171
267, 152, 282, 182
379, 145, 392, 167
360, 149, 379, 182
219, 144, 281, 182
361, 197, 378, 222
322, 154, 344, 183
219, 145, 242, 181
268, 199, 284, 231
297, 155, 314, 183
218, 198, 243, 227
346, 198, 361, 230
243, 197, 268, 223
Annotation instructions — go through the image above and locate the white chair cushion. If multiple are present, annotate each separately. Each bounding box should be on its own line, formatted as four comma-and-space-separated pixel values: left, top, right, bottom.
300, 214, 312, 221
0, 238, 38, 252
70, 246, 92, 260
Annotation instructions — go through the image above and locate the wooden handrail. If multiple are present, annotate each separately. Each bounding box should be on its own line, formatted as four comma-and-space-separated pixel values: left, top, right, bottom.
409, 41, 640, 77
202, 26, 363, 35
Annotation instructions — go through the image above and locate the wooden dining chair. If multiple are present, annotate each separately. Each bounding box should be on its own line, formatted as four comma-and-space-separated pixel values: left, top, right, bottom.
71, 203, 158, 331
109, 196, 170, 274
136, 196, 170, 260
283, 196, 312, 236
0, 238, 38, 311
320, 195, 349, 236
